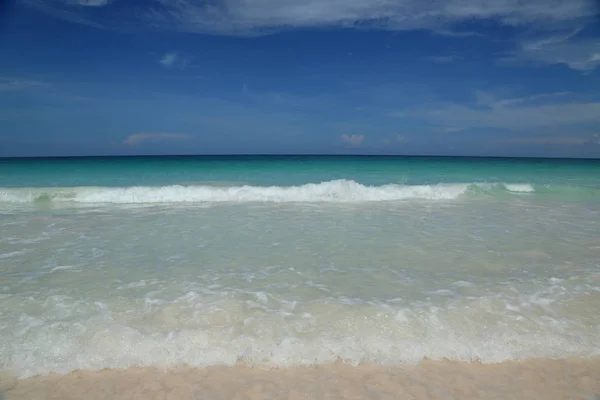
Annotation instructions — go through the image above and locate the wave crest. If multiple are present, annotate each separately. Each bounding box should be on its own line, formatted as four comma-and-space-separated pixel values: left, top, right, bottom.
0, 180, 471, 204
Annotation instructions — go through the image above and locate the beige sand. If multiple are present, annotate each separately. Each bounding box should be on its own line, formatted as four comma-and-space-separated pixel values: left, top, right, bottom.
2, 358, 600, 400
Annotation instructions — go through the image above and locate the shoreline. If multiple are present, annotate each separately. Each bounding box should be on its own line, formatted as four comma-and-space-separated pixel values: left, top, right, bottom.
3, 358, 600, 400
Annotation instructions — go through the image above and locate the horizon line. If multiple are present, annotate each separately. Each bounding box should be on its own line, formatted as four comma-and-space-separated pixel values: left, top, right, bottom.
1, 154, 599, 161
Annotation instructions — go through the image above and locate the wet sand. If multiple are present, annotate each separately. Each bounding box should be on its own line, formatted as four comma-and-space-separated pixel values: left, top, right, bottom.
2, 358, 600, 400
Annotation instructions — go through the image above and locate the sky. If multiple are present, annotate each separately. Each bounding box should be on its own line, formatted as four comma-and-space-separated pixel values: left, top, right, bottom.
0, 0, 599, 157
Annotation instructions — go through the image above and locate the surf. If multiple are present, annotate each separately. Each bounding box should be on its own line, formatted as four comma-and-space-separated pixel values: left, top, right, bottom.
0, 180, 542, 204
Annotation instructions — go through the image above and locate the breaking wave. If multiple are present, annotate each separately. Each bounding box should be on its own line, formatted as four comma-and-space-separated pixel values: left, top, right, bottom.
0, 180, 538, 204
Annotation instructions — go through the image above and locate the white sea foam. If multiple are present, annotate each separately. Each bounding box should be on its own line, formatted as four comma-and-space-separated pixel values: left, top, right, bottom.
1, 288, 597, 378
0, 250, 31, 259
47, 265, 79, 273
504, 183, 535, 193
0, 180, 544, 204
0, 180, 471, 204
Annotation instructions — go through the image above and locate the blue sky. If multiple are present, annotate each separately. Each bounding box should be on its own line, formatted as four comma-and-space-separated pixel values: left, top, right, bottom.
0, 0, 599, 157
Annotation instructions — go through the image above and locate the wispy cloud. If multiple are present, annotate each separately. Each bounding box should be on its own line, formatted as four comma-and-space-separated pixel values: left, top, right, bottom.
432, 29, 483, 38
392, 90, 600, 131
503, 29, 600, 71
159, 53, 177, 67
439, 127, 465, 134
158, 52, 189, 69
428, 55, 460, 64
152, 0, 597, 34
341, 134, 364, 146
123, 133, 192, 146
20, 0, 106, 27
243, 89, 332, 110
473, 90, 572, 109
0, 76, 46, 92
69, 0, 111, 6
24, 0, 598, 35
504, 135, 599, 145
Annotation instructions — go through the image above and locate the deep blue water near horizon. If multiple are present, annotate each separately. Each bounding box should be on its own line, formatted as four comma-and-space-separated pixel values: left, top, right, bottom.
1, 155, 600, 378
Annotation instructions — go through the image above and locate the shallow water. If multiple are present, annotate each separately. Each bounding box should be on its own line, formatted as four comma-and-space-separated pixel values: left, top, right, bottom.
1, 156, 599, 378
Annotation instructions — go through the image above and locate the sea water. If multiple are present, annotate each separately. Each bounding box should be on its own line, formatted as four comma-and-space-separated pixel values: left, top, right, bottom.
0, 156, 599, 378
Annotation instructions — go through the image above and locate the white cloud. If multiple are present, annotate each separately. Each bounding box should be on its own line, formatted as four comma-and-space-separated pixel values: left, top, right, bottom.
341, 134, 364, 146
24, 0, 598, 35
509, 30, 600, 71
25, 1, 600, 73
159, 53, 176, 67
393, 90, 600, 131
159, 52, 189, 69
123, 133, 192, 146
151, 0, 596, 34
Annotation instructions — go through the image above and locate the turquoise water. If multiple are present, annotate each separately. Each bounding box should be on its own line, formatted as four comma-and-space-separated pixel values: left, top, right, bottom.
1, 156, 600, 378
2, 155, 600, 188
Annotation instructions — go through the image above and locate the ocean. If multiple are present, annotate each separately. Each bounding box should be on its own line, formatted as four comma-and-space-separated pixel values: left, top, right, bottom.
1, 155, 600, 398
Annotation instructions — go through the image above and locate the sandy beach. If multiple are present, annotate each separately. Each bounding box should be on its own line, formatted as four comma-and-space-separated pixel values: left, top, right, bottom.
3, 358, 600, 400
